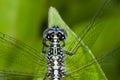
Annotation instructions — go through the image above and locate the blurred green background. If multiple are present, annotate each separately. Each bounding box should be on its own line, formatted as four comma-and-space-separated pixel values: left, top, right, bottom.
0, 0, 120, 80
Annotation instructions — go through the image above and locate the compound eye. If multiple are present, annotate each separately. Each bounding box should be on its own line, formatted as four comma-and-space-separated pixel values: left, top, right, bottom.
59, 29, 67, 39
45, 32, 54, 41
50, 33, 54, 38
61, 36, 65, 39
57, 32, 65, 41
47, 35, 50, 39
43, 28, 54, 39
57, 33, 62, 38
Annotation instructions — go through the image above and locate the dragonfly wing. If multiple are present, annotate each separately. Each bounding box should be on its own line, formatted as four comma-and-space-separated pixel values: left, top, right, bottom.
64, 44, 107, 80
65, 44, 120, 80
0, 32, 46, 79
63, 0, 120, 79
0, 70, 46, 80
67, 0, 113, 53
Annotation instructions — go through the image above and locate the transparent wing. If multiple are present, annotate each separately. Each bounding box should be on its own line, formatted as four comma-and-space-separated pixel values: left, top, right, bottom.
62, 0, 120, 80
0, 32, 47, 80
67, 0, 113, 54
0, 70, 45, 80
64, 45, 120, 80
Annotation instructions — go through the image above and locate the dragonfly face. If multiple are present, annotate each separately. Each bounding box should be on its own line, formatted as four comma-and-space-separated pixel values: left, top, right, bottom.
43, 26, 67, 43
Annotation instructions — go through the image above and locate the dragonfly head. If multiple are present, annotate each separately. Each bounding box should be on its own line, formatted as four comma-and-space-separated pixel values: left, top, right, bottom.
43, 26, 68, 42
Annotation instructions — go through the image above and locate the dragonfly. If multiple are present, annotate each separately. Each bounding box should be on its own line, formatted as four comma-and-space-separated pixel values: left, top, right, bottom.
0, 0, 119, 80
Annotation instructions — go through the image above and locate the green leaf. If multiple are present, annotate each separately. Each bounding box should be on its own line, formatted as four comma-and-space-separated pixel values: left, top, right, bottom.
48, 6, 107, 80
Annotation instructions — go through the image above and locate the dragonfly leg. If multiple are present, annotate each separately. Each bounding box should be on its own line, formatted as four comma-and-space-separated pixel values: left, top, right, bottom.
64, 51, 73, 56
65, 74, 75, 80
61, 41, 65, 47
43, 73, 47, 80
42, 45, 47, 54
42, 39, 49, 54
